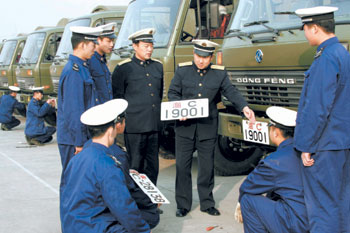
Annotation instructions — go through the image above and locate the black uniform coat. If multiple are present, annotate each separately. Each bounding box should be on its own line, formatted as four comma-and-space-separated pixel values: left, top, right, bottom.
112, 55, 163, 133
168, 61, 247, 141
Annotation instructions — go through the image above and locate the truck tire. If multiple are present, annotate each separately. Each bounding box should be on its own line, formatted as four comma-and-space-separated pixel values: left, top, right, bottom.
214, 136, 263, 176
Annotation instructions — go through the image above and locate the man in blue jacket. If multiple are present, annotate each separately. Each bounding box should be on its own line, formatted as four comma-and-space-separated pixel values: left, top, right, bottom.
25, 87, 56, 146
61, 99, 152, 233
236, 106, 308, 233
294, 6, 350, 233
88, 23, 116, 104
57, 26, 102, 184
0, 86, 25, 130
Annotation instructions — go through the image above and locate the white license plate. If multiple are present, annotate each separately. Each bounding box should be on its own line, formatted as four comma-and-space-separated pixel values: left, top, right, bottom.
161, 98, 209, 121
242, 120, 270, 145
16, 94, 21, 102
130, 172, 170, 204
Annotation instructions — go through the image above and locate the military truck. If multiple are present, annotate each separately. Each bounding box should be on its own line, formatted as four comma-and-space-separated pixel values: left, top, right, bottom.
108, 0, 238, 154
0, 34, 27, 96
49, 5, 127, 96
15, 18, 69, 104
0, 40, 4, 54
213, 0, 350, 175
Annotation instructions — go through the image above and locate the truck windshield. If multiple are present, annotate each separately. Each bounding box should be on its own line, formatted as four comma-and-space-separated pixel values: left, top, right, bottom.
19, 32, 46, 64
114, 0, 181, 49
0, 40, 17, 66
230, 0, 350, 34
55, 18, 91, 60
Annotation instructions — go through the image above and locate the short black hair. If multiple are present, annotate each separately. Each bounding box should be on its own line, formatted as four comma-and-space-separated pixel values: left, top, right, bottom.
71, 37, 90, 50
278, 127, 294, 138
87, 112, 125, 138
306, 19, 335, 34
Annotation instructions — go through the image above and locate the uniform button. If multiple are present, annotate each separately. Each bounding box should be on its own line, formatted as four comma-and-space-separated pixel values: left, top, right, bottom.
198, 93, 202, 97
148, 83, 152, 86
152, 104, 155, 107
140, 62, 144, 65
199, 83, 202, 86
96, 98, 98, 102
197, 69, 200, 73
146, 73, 150, 77
200, 73, 203, 77
203, 70, 207, 73
151, 93, 154, 96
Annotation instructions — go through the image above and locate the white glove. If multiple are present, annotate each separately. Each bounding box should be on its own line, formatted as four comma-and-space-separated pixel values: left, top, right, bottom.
234, 202, 243, 224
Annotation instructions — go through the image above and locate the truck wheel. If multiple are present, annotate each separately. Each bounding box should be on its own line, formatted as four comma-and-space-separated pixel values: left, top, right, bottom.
159, 122, 176, 159
214, 136, 263, 176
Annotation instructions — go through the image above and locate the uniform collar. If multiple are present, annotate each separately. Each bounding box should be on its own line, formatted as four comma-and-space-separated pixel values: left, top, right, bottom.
193, 62, 211, 75
94, 51, 107, 63
132, 55, 151, 66
277, 137, 293, 150
317, 36, 338, 53
90, 141, 110, 154
69, 54, 89, 67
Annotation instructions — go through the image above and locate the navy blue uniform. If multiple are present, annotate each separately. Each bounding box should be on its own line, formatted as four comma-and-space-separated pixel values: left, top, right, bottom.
0, 94, 25, 130
88, 51, 113, 104
84, 140, 159, 229
112, 55, 163, 185
57, 54, 99, 175
25, 98, 56, 143
168, 61, 247, 211
294, 37, 350, 233
60, 142, 151, 233
239, 138, 308, 233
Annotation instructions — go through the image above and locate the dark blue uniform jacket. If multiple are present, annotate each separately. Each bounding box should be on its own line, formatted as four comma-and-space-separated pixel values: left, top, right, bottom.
112, 55, 163, 133
168, 62, 247, 140
57, 54, 98, 147
25, 98, 52, 137
0, 94, 25, 123
88, 51, 113, 103
239, 138, 308, 232
60, 142, 150, 233
294, 37, 350, 153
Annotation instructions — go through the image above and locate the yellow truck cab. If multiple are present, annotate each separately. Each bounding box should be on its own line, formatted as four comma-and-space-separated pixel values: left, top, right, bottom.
214, 0, 350, 175
49, 5, 126, 96
108, 0, 238, 156
0, 34, 27, 96
15, 18, 68, 104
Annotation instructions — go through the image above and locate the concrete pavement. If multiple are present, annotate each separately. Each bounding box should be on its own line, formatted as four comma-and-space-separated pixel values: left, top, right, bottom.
0, 116, 246, 233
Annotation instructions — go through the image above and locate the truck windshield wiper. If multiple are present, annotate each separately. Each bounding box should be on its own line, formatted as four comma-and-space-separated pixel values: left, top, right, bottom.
113, 46, 132, 58
274, 11, 295, 15
225, 29, 252, 40
243, 20, 280, 36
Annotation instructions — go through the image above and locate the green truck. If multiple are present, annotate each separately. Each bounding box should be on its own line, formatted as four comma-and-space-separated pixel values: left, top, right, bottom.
15, 18, 69, 104
49, 5, 126, 96
108, 0, 238, 154
0, 34, 27, 96
214, 0, 350, 175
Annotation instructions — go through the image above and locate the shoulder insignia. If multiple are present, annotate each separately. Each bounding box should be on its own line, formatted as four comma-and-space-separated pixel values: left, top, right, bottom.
211, 65, 225, 70
72, 63, 79, 72
107, 154, 122, 166
151, 58, 163, 64
178, 61, 193, 67
118, 58, 132, 66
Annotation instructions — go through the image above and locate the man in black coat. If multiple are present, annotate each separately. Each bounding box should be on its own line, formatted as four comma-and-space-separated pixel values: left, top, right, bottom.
168, 39, 255, 217
112, 28, 163, 186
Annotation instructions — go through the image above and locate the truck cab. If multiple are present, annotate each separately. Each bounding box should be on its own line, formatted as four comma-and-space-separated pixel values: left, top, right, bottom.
0, 35, 26, 97
49, 5, 126, 96
15, 20, 68, 104
215, 0, 350, 175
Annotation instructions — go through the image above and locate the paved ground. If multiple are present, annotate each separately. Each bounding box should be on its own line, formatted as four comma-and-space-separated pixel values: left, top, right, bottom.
0, 116, 246, 233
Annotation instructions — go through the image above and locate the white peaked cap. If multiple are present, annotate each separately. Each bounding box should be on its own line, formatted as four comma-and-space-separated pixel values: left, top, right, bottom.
266, 106, 297, 127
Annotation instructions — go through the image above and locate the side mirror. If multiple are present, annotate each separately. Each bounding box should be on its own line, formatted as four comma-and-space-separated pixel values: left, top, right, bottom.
210, 2, 220, 29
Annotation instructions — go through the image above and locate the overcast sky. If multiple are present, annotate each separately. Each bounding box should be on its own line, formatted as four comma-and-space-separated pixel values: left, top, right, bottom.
0, 0, 131, 41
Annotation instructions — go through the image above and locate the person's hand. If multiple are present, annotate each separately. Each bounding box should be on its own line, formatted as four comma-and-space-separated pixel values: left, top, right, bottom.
242, 106, 256, 124
301, 152, 314, 166
179, 117, 187, 121
74, 146, 83, 155
129, 169, 139, 175
234, 202, 243, 223
46, 99, 55, 107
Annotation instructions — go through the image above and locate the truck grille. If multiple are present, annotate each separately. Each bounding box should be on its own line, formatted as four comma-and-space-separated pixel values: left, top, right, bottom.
16, 76, 35, 90
52, 76, 60, 94
227, 71, 305, 107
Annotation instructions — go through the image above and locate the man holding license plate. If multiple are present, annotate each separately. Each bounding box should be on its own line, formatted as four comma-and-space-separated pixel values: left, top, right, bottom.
168, 39, 255, 217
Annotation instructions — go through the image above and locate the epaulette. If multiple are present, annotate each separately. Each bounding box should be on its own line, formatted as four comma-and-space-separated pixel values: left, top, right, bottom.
118, 58, 132, 66
72, 63, 79, 72
211, 65, 225, 70
178, 61, 192, 67
151, 58, 163, 64
107, 154, 122, 166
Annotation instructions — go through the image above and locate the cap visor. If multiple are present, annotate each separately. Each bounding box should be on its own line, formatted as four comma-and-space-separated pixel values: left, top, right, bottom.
194, 49, 212, 57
